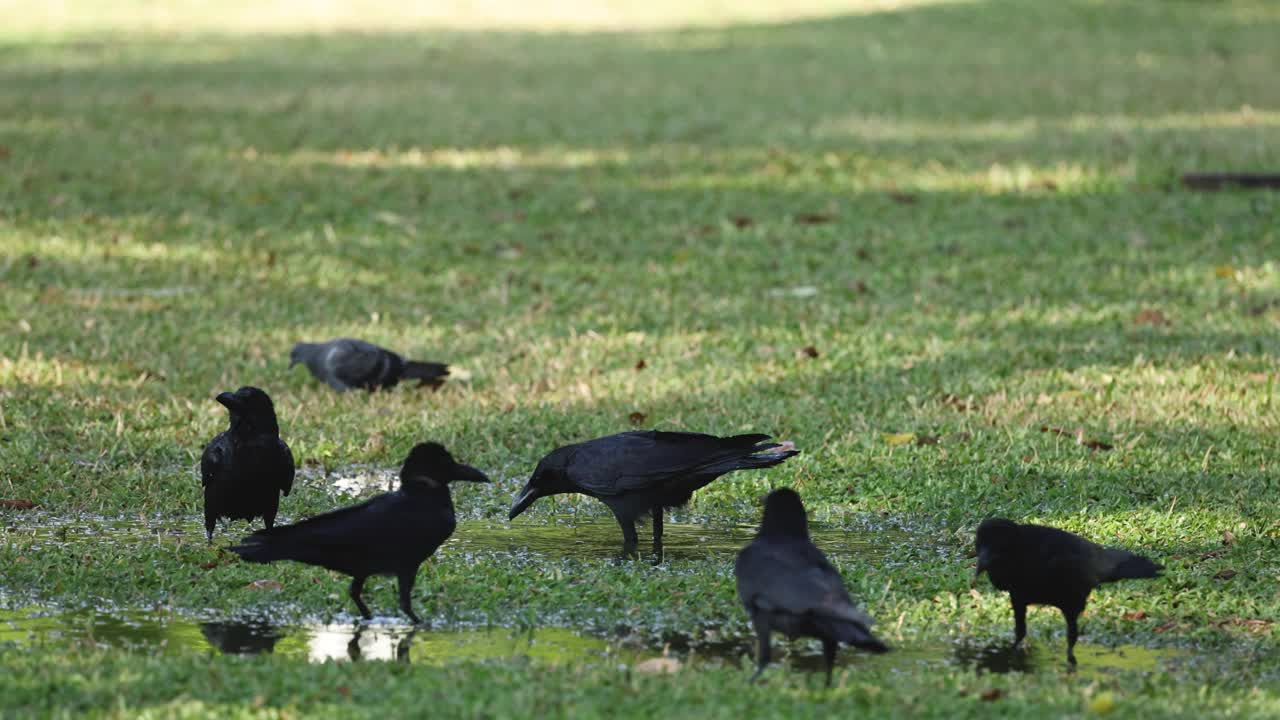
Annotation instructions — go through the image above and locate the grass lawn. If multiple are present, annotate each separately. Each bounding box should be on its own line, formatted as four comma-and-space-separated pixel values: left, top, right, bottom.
2, 0, 1279, 717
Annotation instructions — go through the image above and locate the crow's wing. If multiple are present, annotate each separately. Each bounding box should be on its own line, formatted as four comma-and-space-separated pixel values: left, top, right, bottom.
200, 433, 232, 487
234, 493, 445, 558
568, 431, 774, 496
735, 539, 873, 627
274, 438, 295, 497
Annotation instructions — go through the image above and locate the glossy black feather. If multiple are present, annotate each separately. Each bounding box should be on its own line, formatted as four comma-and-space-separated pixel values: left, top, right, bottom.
509, 430, 799, 550
229, 442, 488, 623
200, 386, 294, 541
735, 489, 887, 685
974, 517, 1163, 665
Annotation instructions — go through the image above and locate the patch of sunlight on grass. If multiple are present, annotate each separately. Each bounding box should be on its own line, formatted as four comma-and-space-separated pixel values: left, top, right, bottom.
647, 158, 1120, 194
815, 109, 1280, 143
1, 0, 975, 35
0, 352, 110, 389
271, 146, 631, 171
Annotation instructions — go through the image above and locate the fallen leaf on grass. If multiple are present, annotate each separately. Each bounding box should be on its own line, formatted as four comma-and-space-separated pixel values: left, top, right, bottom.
1087, 691, 1116, 715
247, 579, 284, 591
798, 345, 820, 359
794, 212, 836, 225
1217, 617, 1272, 633
882, 432, 916, 446
980, 688, 1004, 702
635, 657, 682, 675
1222, 530, 1236, 545
1134, 309, 1169, 326
336, 686, 351, 698
941, 393, 973, 412
848, 280, 870, 294
634, 359, 646, 371
915, 434, 940, 446
1214, 265, 1236, 279
1122, 611, 1148, 620
1199, 548, 1227, 561
0, 144, 10, 160
1213, 569, 1237, 581
0, 499, 37, 509
1153, 621, 1178, 633
730, 215, 754, 228
887, 192, 918, 205
628, 412, 647, 426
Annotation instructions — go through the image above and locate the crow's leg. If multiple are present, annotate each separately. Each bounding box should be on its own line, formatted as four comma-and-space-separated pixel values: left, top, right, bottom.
651, 506, 664, 543
1063, 608, 1080, 666
349, 576, 373, 620
611, 508, 639, 554
262, 512, 276, 531
1012, 598, 1028, 647
204, 516, 215, 543
821, 638, 838, 688
749, 612, 772, 683
397, 568, 422, 625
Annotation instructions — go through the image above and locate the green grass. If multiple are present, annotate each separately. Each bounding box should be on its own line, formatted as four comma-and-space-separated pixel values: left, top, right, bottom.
2, 0, 1279, 716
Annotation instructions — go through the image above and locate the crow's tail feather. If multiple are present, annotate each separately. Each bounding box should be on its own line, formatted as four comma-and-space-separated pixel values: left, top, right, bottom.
817, 618, 890, 654
402, 360, 449, 387
228, 530, 326, 565
1102, 548, 1163, 582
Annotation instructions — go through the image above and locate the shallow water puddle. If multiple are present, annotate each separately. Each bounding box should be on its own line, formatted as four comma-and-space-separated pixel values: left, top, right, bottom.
0, 606, 1183, 677
0, 607, 615, 665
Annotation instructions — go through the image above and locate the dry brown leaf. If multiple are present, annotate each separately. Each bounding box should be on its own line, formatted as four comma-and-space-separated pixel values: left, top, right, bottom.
799, 345, 820, 359
628, 411, 647, 426
794, 212, 836, 225
1122, 611, 1148, 620
635, 657, 682, 675
730, 215, 754, 229
1213, 569, 1237, 581
980, 688, 1004, 702
634, 359, 647, 371
247, 579, 284, 591
888, 192, 918, 205
0, 499, 36, 510
1222, 530, 1236, 545
1134, 308, 1169, 326
1154, 621, 1177, 633
915, 434, 940, 446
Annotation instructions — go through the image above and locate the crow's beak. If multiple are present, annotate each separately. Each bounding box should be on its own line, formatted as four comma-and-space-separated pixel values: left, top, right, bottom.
974, 547, 991, 579
508, 484, 540, 520
215, 391, 240, 410
452, 464, 491, 484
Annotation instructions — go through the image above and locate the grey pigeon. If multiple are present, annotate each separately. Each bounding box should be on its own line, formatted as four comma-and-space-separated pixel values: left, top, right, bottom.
201, 386, 295, 541
975, 517, 1163, 665
509, 430, 799, 551
290, 338, 448, 392
229, 442, 489, 623
735, 488, 888, 685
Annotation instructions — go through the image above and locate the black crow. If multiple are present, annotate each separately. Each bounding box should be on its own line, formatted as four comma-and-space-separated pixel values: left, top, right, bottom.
735, 488, 888, 685
229, 442, 489, 623
508, 430, 799, 550
201, 386, 295, 541
974, 517, 1164, 665
290, 338, 448, 392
